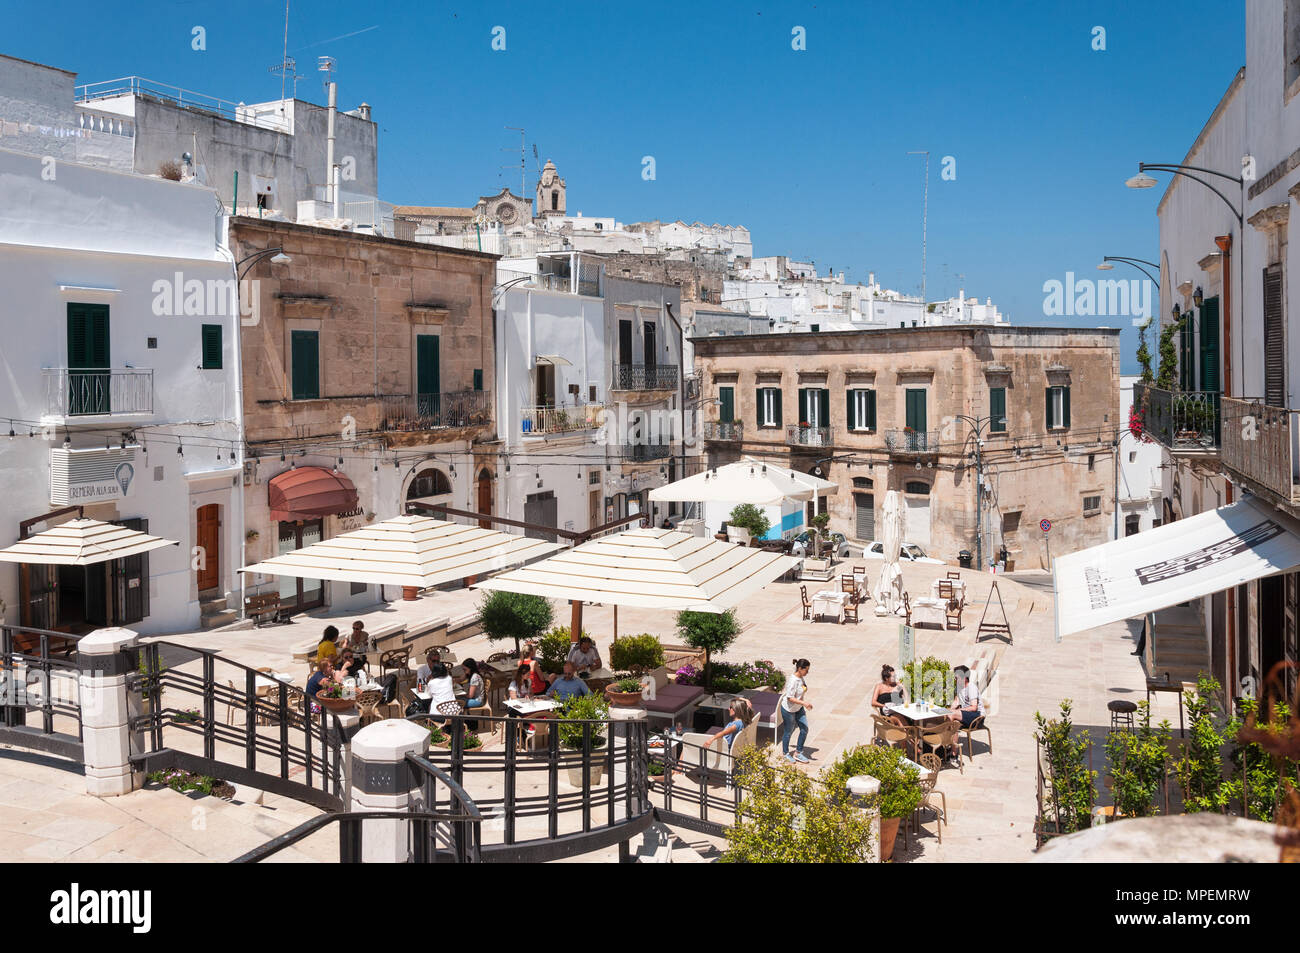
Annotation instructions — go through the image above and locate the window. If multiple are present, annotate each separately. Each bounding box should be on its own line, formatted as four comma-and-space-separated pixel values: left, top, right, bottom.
904, 388, 927, 432
905, 480, 930, 495
1083, 495, 1102, 515
66, 302, 110, 415
1287, 0, 1300, 89
798, 388, 830, 427
201, 324, 222, 370
1125, 514, 1141, 537
1088, 454, 1095, 472
989, 386, 1006, 432
852, 476, 873, 489
473, 368, 483, 391
350, 581, 367, 595
1129, 450, 1137, 463
718, 386, 735, 423
1046, 385, 1070, 429
847, 389, 876, 431
757, 387, 782, 427
290, 330, 319, 400
407, 468, 452, 500
1264, 264, 1285, 408
589, 470, 600, 485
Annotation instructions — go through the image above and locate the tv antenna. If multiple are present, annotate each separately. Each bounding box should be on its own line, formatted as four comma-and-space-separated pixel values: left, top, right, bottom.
502, 126, 525, 197
907, 150, 930, 302
268, 56, 301, 102
318, 55, 336, 94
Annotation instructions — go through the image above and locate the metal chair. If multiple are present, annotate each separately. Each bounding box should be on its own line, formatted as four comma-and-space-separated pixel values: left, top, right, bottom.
959, 713, 992, 761
921, 720, 963, 773
356, 689, 383, 726
380, 647, 410, 681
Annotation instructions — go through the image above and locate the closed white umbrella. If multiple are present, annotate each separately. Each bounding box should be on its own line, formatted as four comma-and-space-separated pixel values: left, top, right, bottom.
874, 491, 907, 615
239, 515, 562, 589
0, 518, 177, 566
472, 527, 797, 613
648, 458, 836, 505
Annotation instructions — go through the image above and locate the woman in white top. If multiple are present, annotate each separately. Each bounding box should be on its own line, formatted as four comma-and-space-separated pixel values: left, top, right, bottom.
780, 658, 814, 764
425, 662, 457, 709
507, 663, 533, 701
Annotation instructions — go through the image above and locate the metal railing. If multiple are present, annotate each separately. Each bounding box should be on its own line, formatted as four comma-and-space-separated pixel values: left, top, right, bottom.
614, 364, 679, 391
1220, 397, 1300, 504
520, 403, 604, 435
622, 443, 672, 462
380, 390, 491, 432
0, 625, 85, 760
232, 810, 481, 863
75, 77, 289, 132
703, 421, 743, 441
1134, 384, 1221, 451
787, 425, 831, 448
884, 428, 939, 453
44, 368, 154, 417
133, 641, 346, 812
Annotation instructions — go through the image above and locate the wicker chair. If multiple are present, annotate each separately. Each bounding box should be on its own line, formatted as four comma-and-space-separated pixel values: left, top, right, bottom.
486, 652, 510, 663
380, 647, 411, 681
958, 713, 992, 762
916, 752, 948, 842
921, 720, 963, 773
356, 689, 383, 726
799, 585, 812, 621
872, 713, 913, 755
436, 700, 464, 717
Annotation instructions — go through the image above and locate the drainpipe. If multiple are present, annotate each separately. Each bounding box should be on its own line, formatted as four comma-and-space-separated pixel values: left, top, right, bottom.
1217, 232, 1235, 696
215, 216, 248, 620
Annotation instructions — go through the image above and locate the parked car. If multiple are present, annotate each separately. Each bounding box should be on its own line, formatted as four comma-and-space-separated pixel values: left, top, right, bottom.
862, 541, 946, 565
790, 530, 853, 558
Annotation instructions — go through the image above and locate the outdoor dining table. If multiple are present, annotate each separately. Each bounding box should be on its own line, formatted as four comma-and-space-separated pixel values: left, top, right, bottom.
254, 672, 295, 696
930, 579, 967, 602
812, 589, 850, 623
885, 702, 952, 724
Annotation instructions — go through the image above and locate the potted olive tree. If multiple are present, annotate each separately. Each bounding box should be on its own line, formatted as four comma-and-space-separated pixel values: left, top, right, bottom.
727, 503, 771, 546
477, 590, 553, 656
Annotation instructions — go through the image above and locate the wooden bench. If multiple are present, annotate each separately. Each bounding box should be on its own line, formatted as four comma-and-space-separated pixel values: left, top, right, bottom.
244, 592, 290, 627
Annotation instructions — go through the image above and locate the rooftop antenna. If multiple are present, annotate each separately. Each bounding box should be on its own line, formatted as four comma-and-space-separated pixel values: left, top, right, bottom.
503, 126, 525, 197
277, 0, 291, 102
907, 150, 930, 302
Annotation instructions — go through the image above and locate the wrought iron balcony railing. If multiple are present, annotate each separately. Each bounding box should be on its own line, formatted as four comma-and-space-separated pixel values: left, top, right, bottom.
44, 367, 154, 417
786, 425, 831, 448
1220, 396, 1300, 504
884, 428, 939, 453
380, 390, 491, 432
520, 403, 604, 435
703, 421, 743, 441
621, 443, 671, 462
613, 364, 678, 391
1134, 384, 1221, 452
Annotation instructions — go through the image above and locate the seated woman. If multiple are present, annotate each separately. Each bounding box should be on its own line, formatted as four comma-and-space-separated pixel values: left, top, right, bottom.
507, 663, 533, 702
335, 648, 365, 681
424, 661, 456, 715
521, 643, 550, 692
462, 658, 487, 711
702, 697, 755, 760
315, 625, 341, 665
871, 664, 907, 727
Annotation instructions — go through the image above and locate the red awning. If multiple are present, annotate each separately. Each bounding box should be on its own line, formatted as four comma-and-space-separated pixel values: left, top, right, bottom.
268, 467, 360, 522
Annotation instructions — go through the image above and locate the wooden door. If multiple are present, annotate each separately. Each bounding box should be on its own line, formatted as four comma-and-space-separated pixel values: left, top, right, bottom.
477, 469, 494, 529
196, 504, 219, 592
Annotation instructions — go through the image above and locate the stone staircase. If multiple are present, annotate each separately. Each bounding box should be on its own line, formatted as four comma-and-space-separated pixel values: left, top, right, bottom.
630, 821, 720, 863
1150, 605, 1210, 689
199, 593, 238, 630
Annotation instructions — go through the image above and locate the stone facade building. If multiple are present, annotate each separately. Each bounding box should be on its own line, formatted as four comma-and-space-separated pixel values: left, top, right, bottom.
229, 217, 498, 614
693, 326, 1121, 569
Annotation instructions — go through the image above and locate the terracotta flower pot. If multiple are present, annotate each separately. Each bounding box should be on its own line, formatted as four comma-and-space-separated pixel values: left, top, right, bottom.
879, 816, 901, 862
314, 694, 356, 713
604, 688, 643, 707
401, 586, 421, 601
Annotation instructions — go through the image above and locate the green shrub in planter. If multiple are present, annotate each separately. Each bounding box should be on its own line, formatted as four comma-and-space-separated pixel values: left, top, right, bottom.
727, 503, 771, 542
609, 633, 665, 673
613, 677, 643, 694
556, 691, 609, 750
463, 732, 483, 751
823, 743, 924, 819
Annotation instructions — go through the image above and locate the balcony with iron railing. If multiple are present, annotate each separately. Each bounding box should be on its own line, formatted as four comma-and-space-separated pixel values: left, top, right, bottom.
613, 364, 679, 391
786, 425, 831, 448
520, 403, 604, 436
1133, 384, 1221, 453
380, 390, 492, 433
44, 368, 154, 418
1220, 397, 1300, 505
622, 443, 672, 462
703, 421, 743, 441
884, 428, 939, 454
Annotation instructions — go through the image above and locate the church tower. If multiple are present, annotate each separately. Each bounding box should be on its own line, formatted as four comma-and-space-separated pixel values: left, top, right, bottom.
535, 159, 566, 220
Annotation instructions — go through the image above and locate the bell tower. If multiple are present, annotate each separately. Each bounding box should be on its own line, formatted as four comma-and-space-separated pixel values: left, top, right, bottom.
535, 159, 566, 220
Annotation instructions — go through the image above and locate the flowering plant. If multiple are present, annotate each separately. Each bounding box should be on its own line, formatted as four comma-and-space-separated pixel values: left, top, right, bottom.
1128, 406, 1149, 443
674, 663, 701, 685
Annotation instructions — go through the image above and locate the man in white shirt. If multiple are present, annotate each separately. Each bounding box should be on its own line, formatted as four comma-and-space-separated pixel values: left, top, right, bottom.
945, 665, 983, 766
566, 636, 602, 674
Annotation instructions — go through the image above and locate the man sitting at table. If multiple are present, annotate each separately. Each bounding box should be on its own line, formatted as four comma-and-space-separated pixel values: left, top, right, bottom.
944, 665, 983, 766
546, 661, 591, 701
416, 648, 442, 685
566, 636, 602, 675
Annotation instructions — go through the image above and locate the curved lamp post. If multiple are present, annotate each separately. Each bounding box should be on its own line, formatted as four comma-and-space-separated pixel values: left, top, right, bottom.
237, 246, 291, 280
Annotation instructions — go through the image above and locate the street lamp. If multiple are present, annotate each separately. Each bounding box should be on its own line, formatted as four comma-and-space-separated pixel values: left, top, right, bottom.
1124, 162, 1243, 225
954, 414, 1000, 569
236, 246, 291, 280
1097, 255, 1161, 288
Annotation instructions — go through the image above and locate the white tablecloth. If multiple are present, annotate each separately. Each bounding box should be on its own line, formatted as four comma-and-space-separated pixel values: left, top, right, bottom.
931, 579, 966, 602
812, 589, 849, 622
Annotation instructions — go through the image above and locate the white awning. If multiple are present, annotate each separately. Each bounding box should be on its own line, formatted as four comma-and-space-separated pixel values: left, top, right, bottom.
0, 518, 178, 566
648, 458, 837, 505
473, 527, 798, 613
240, 515, 562, 588
1052, 496, 1300, 640
536, 354, 573, 367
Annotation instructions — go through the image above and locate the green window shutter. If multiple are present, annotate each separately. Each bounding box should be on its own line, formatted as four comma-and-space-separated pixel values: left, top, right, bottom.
773, 389, 782, 427
798, 389, 808, 423
719, 386, 734, 423
290, 330, 319, 400
416, 334, 441, 396
67, 303, 110, 368
866, 389, 876, 430
818, 389, 830, 428
1180, 317, 1194, 391
905, 389, 926, 431
473, 368, 483, 391
1063, 386, 1071, 429
990, 387, 1006, 432
1046, 388, 1053, 428
846, 390, 856, 430
1199, 297, 1220, 393
201, 324, 222, 369
755, 388, 763, 424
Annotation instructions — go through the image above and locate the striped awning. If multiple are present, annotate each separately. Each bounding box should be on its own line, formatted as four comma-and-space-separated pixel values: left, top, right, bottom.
0, 518, 178, 566
239, 515, 562, 588
473, 527, 798, 613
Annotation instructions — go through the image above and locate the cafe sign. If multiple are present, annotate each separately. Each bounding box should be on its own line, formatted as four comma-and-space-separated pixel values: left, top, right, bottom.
49, 447, 139, 505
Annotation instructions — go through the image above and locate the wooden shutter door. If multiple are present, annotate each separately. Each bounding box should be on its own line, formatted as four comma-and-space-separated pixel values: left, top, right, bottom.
1264, 265, 1285, 408
846, 391, 856, 430
773, 390, 782, 427
818, 389, 830, 430
866, 390, 876, 430
290, 331, 319, 400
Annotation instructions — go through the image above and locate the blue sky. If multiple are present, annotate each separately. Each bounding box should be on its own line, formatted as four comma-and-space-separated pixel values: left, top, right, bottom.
7, 1, 1246, 372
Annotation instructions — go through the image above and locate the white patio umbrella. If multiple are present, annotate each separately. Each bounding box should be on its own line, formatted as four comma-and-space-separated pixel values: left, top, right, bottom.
239, 515, 562, 590
472, 527, 798, 620
648, 458, 836, 505
0, 518, 178, 565
873, 491, 907, 616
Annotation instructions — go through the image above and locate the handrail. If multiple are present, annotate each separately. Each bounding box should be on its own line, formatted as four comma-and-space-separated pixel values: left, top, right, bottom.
231, 811, 481, 863
0, 624, 85, 757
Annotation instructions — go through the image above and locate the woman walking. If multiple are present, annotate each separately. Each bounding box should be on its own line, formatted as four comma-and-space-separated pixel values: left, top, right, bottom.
780, 658, 814, 764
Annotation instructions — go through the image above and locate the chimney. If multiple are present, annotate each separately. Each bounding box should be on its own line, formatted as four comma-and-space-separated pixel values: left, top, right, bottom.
325, 81, 338, 205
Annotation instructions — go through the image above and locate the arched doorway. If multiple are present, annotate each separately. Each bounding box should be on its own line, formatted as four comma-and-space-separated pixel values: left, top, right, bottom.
406, 467, 452, 508
477, 468, 494, 528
